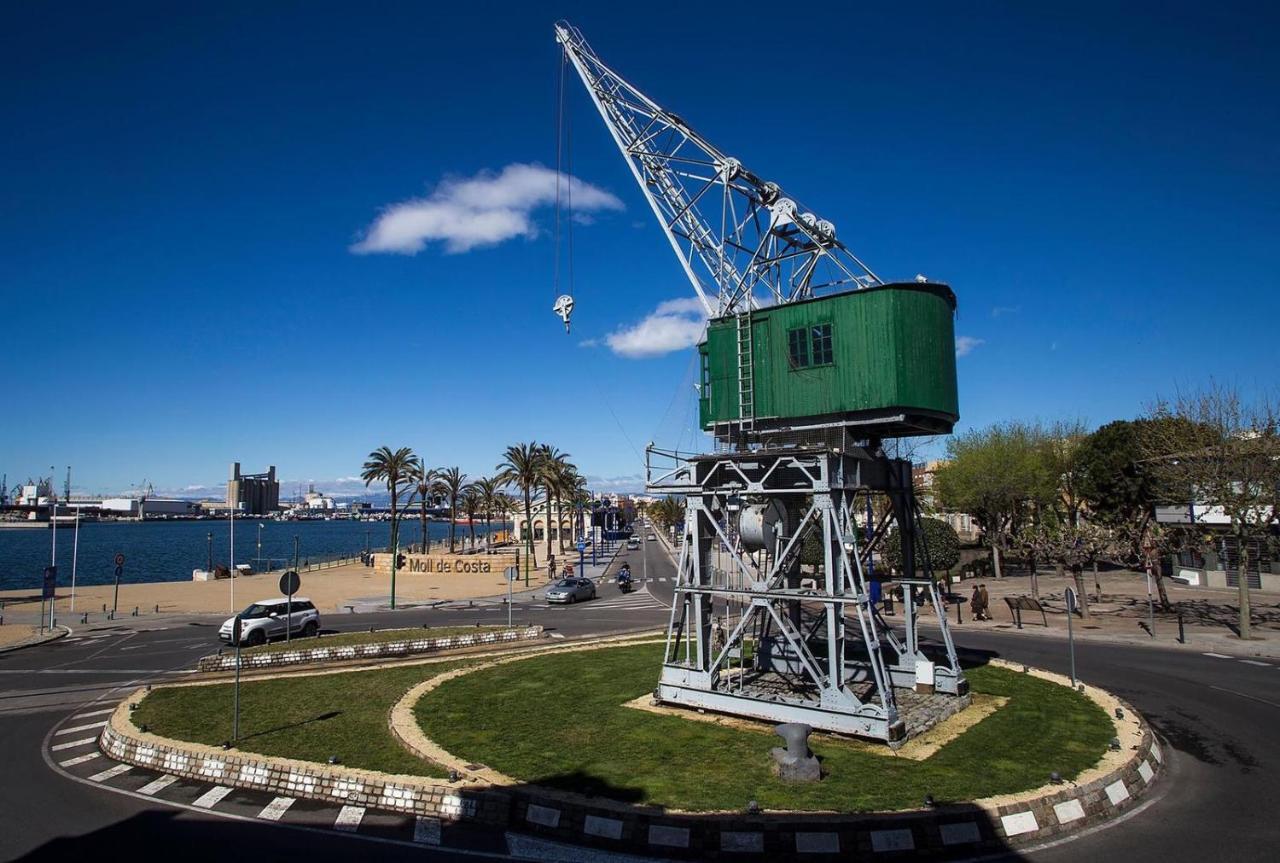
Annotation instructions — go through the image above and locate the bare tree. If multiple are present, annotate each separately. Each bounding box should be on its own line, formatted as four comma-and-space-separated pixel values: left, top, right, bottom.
1143, 384, 1280, 640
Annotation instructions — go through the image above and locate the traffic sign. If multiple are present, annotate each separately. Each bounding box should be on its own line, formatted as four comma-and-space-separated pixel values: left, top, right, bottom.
279, 570, 301, 596
42, 566, 57, 600
1065, 587, 1077, 613
113, 565, 123, 579
114, 553, 125, 567
504, 565, 519, 582
576, 541, 586, 552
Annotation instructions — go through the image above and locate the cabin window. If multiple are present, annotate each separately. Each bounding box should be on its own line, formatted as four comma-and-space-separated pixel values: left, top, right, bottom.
700, 351, 711, 398
787, 324, 834, 368
788, 327, 809, 367
810, 324, 834, 365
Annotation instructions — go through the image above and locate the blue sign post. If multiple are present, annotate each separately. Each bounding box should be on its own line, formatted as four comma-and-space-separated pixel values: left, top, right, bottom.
41, 566, 56, 633
577, 540, 586, 578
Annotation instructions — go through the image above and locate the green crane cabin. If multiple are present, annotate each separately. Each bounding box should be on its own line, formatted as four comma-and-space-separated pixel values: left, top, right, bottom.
698, 282, 959, 440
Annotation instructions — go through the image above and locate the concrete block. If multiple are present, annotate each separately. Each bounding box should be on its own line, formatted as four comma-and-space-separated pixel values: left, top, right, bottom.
1138, 760, 1155, 784
1000, 811, 1039, 837
1053, 799, 1086, 824
525, 804, 560, 828
648, 825, 690, 848
1150, 741, 1163, 764
796, 832, 840, 853
583, 815, 623, 840
939, 822, 981, 845
870, 828, 915, 852
1105, 780, 1130, 806
720, 831, 764, 853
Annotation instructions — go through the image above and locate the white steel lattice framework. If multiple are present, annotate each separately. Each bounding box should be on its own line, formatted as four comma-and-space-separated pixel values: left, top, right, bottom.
555, 22, 883, 318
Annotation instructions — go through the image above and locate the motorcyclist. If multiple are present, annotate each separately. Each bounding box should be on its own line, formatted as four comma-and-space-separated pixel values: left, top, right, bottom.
616, 563, 633, 591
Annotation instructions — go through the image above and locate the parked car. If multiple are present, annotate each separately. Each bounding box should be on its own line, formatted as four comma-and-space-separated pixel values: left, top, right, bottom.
545, 577, 597, 604
218, 597, 320, 646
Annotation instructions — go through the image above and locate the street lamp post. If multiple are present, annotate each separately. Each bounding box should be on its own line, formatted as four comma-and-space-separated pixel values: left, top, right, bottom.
257, 523, 264, 571
207, 532, 213, 573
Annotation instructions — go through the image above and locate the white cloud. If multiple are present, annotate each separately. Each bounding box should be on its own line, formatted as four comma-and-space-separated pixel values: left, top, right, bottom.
351, 163, 623, 254
955, 335, 985, 357
604, 297, 710, 358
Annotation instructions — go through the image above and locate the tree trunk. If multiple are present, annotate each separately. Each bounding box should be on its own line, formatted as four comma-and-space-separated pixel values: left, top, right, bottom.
485, 513, 492, 552
389, 482, 399, 610
523, 490, 536, 570
544, 487, 553, 564
1153, 561, 1172, 611
1092, 560, 1101, 602
420, 503, 428, 554
991, 542, 1003, 579
448, 498, 457, 553
1237, 529, 1252, 641
1029, 553, 1039, 599
1072, 565, 1090, 619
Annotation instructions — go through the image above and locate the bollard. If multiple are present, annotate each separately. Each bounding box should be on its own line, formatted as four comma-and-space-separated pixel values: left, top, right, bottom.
155, 604, 159, 614
133, 606, 139, 617
102, 603, 107, 613
956, 600, 962, 625
81, 613, 88, 624
1178, 610, 1186, 644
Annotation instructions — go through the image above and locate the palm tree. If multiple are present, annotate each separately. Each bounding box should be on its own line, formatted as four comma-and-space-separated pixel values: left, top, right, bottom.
473, 476, 501, 550
536, 444, 570, 563
435, 467, 467, 553
361, 445, 416, 609
496, 442, 543, 574
460, 485, 481, 549
409, 458, 436, 553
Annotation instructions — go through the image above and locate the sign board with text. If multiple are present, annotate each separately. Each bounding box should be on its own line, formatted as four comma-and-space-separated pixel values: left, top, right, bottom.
370, 552, 516, 576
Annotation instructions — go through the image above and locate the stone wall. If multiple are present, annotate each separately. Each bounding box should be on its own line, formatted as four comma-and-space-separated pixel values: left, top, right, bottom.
195, 625, 543, 672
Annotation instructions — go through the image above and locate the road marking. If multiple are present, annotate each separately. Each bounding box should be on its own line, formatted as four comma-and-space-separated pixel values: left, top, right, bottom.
257, 796, 296, 821
193, 786, 233, 808
51, 737, 98, 751
334, 805, 365, 831
413, 816, 442, 844
88, 764, 132, 783
1202, 652, 1233, 659
72, 707, 117, 719
59, 753, 100, 768
56, 721, 107, 735
1209, 685, 1280, 710
1240, 660, 1272, 667
137, 774, 180, 796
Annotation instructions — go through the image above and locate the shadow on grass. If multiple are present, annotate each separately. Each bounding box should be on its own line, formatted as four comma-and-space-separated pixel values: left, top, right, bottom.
527, 769, 646, 803
237, 709, 343, 742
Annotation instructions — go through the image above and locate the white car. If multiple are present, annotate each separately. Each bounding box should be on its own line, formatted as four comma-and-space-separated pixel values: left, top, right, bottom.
219, 597, 320, 646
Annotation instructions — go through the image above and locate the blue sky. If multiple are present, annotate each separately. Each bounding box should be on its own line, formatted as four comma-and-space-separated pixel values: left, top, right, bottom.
3, 2, 1277, 498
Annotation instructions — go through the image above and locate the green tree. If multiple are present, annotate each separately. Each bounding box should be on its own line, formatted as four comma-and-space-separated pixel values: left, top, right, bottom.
360, 445, 416, 609
882, 518, 961, 577
536, 444, 571, 560
472, 476, 502, 550
933, 422, 1052, 579
496, 442, 544, 577
435, 467, 467, 553
1143, 385, 1280, 640
460, 484, 481, 549
408, 458, 436, 552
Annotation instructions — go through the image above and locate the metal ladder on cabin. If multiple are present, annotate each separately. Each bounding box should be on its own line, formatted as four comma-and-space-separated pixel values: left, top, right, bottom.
735, 310, 755, 434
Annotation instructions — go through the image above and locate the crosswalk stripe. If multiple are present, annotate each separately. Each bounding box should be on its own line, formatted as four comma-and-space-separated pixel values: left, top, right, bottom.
1202, 652, 1233, 659
193, 786, 233, 809
51, 737, 98, 752
88, 764, 132, 783
138, 774, 180, 796
73, 707, 117, 719
56, 721, 107, 736
334, 805, 365, 832
59, 753, 100, 768
1240, 659, 1272, 667
413, 816, 442, 845
257, 796, 296, 821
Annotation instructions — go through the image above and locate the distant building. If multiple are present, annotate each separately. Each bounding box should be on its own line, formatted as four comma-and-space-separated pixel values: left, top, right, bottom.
227, 463, 280, 515
913, 460, 980, 543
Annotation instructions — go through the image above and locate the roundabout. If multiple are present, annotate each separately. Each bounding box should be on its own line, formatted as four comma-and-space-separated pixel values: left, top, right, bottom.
97, 631, 1160, 858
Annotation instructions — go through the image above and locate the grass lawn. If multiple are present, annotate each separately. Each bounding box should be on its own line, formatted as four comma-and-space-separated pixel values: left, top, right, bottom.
133, 660, 474, 778
241, 625, 505, 658
417, 644, 1115, 812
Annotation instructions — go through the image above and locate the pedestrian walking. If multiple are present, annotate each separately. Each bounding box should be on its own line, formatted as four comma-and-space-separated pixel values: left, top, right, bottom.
978, 583, 991, 620
970, 584, 982, 620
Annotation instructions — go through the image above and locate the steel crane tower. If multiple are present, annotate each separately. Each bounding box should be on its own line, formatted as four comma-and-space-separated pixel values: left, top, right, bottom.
557, 22, 966, 743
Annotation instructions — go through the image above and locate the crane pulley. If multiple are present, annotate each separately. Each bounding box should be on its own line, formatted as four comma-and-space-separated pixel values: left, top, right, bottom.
553, 21, 883, 319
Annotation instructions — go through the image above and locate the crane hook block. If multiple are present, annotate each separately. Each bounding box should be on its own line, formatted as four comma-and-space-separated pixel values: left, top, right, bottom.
552, 294, 575, 333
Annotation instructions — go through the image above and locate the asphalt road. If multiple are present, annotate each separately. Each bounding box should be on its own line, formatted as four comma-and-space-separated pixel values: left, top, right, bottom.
2, 534, 1277, 861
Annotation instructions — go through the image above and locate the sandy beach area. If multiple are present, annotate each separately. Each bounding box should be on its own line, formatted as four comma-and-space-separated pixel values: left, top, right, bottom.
0, 559, 553, 617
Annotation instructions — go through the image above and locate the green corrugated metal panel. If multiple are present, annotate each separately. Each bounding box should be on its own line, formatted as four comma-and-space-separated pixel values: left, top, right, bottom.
698, 283, 959, 436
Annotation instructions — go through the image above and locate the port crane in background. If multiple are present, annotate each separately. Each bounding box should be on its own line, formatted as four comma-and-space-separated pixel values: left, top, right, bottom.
555, 22, 965, 743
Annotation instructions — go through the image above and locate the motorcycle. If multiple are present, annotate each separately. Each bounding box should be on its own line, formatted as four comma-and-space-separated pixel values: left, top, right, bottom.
616, 567, 634, 593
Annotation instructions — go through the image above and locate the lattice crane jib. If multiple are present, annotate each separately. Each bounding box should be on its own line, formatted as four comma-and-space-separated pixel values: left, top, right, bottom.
554, 22, 884, 321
